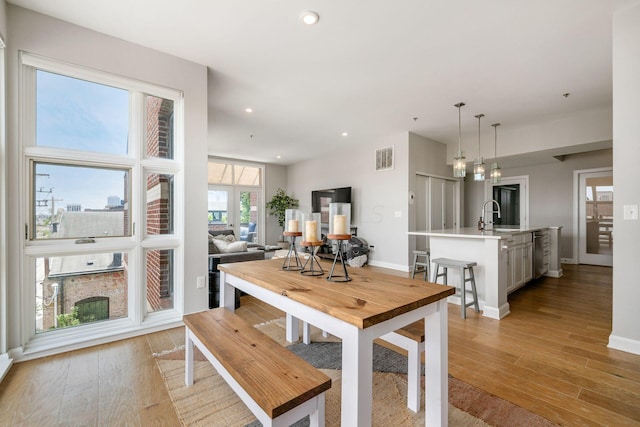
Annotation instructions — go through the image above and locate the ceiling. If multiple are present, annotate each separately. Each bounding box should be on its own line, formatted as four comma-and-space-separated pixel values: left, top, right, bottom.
8, 0, 616, 166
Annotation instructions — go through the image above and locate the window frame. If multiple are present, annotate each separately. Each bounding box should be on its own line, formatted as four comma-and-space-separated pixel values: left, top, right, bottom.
19, 52, 185, 352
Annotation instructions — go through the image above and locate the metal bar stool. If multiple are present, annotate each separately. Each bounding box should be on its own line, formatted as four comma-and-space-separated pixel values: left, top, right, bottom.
411, 249, 430, 280
431, 257, 480, 319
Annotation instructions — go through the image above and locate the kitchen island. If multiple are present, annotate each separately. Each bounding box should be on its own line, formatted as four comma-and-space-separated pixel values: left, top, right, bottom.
409, 226, 562, 319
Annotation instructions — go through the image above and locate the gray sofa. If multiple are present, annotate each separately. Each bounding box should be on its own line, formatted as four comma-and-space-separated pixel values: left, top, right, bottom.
208, 229, 264, 308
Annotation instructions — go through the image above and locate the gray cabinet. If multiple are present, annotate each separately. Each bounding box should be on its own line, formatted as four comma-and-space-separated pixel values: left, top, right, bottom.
504, 232, 533, 294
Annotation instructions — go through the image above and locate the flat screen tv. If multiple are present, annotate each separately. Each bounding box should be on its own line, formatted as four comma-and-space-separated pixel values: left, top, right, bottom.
312, 187, 352, 225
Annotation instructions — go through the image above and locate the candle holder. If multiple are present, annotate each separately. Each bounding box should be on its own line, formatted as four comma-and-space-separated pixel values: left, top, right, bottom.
282, 209, 303, 270
300, 212, 324, 276
327, 203, 352, 282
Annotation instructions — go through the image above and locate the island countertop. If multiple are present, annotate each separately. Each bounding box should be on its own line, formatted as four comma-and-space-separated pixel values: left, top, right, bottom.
409, 226, 558, 240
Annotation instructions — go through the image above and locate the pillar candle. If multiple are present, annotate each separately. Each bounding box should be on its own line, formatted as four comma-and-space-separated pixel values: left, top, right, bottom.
305, 220, 318, 241
287, 219, 299, 232
333, 214, 347, 234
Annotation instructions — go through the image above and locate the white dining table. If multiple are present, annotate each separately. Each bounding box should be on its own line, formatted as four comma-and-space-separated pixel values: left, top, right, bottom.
218, 258, 454, 426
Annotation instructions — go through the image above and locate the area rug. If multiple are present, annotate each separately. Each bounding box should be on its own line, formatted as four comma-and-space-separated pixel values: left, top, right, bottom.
154, 318, 556, 426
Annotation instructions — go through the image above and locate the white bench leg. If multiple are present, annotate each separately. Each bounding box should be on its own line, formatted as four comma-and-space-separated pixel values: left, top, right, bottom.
309, 393, 325, 427
303, 321, 311, 345
407, 340, 424, 412
185, 328, 194, 386
286, 313, 300, 343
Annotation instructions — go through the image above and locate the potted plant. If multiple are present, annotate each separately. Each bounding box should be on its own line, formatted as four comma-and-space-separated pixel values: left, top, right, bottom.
265, 188, 299, 248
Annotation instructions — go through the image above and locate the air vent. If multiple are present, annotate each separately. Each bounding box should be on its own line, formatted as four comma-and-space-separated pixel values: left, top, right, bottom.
375, 146, 394, 171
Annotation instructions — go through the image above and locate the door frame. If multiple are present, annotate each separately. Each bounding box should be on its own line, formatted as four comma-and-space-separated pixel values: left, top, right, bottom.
573, 167, 613, 266
484, 175, 529, 226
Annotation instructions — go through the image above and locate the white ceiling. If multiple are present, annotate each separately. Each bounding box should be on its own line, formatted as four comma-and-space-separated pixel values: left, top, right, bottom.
8, 0, 615, 166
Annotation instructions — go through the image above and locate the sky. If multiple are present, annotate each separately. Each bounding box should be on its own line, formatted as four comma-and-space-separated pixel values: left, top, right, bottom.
36, 70, 130, 212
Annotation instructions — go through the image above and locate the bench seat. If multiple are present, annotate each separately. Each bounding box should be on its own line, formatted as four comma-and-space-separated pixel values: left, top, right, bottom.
184, 308, 331, 426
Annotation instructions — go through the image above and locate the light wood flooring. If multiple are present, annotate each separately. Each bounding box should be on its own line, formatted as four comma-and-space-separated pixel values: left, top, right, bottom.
1, 263, 639, 426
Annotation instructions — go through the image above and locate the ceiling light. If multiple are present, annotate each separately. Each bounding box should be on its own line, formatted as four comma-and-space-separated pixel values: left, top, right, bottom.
490, 123, 501, 184
276, 155, 281, 159
342, 132, 348, 136
453, 102, 466, 178
473, 113, 485, 181
301, 11, 319, 25
245, 108, 253, 113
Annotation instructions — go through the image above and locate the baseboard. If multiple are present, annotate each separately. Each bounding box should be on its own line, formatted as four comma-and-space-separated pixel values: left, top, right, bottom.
608, 334, 640, 355
367, 259, 408, 272
561, 258, 575, 264
545, 268, 563, 278
0, 353, 13, 383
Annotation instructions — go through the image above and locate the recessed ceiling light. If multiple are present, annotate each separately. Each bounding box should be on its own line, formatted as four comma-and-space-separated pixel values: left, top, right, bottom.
342, 132, 348, 136
301, 11, 319, 25
245, 107, 253, 113
276, 155, 281, 159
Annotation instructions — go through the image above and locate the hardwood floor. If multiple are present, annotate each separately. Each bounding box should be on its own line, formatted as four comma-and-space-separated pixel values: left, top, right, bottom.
1, 263, 639, 426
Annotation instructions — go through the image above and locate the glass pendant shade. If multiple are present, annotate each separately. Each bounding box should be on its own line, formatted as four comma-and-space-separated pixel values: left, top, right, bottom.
474, 159, 485, 181
490, 122, 501, 184
490, 162, 501, 184
453, 151, 466, 177
473, 113, 485, 181
453, 102, 466, 178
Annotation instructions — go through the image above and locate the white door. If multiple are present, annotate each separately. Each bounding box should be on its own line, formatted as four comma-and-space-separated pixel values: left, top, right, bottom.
208, 186, 262, 244
578, 170, 613, 266
428, 177, 457, 230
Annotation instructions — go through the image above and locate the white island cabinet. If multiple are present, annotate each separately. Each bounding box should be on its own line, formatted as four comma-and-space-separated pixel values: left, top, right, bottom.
409, 226, 561, 320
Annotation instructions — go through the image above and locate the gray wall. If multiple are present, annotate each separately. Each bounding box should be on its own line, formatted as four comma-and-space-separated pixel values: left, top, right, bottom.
464, 149, 613, 260
263, 163, 287, 245
6, 6, 209, 349
611, 1, 640, 352
287, 132, 409, 270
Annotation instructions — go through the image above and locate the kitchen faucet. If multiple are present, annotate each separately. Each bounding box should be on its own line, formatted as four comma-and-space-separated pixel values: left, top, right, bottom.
479, 200, 502, 230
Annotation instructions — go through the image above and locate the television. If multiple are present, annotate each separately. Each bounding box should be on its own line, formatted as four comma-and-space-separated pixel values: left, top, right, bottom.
311, 187, 352, 226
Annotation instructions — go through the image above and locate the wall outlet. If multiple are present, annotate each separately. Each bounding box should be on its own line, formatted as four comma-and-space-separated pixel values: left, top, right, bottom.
624, 204, 638, 220
196, 275, 206, 288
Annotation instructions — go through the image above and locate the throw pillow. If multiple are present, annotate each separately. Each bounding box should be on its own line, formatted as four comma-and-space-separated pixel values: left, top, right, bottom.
212, 239, 248, 253
208, 234, 220, 254
213, 233, 236, 243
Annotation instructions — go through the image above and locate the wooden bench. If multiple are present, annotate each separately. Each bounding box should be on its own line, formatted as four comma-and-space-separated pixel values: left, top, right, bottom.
380, 320, 425, 413
184, 308, 331, 427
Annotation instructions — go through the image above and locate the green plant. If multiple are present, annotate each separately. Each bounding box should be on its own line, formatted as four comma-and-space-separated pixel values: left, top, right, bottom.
265, 188, 299, 237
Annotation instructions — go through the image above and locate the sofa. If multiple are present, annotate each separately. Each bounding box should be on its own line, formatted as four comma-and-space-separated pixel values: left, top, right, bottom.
208, 229, 264, 308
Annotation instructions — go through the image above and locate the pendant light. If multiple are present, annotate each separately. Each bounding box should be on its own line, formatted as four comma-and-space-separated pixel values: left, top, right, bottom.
453, 102, 466, 178
473, 113, 485, 181
490, 123, 501, 184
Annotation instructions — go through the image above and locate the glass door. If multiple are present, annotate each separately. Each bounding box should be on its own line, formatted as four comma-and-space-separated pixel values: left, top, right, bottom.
579, 170, 613, 266
208, 186, 261, 244
237, 187, 260, 244
208, 186, 232, 233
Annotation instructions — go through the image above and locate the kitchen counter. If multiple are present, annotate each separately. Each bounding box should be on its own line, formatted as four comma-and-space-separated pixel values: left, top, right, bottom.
409, 226, 562, 320
409, 225, 556, 239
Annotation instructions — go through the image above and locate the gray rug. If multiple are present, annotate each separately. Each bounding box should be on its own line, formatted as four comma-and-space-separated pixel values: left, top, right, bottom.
245, 342, 422, 427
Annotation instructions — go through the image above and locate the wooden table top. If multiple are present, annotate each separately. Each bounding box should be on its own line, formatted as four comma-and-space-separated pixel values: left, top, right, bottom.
219, 258, 455, 329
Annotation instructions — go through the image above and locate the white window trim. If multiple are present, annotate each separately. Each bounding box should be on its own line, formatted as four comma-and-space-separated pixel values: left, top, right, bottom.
18, 52, 185, 358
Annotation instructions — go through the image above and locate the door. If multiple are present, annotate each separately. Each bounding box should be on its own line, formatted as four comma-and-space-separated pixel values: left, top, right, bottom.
578, 170, 613, 266
208, 186, 261, 244
428, 177, 457, 230
485, 176, 529, 227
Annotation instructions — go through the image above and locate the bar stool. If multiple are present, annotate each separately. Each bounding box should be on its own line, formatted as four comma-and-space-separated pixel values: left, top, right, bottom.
431, 257, 480, 319
411, 249, 430, 280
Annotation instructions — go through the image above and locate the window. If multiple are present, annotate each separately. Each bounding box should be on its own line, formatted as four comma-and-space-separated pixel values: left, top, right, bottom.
207, 159, 263, 244
22, 52, 183, 342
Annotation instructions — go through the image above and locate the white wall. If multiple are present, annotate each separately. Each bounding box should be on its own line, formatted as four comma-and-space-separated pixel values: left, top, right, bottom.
446, 106, 612, 162
263, 163, 287, 244
287, 133, 409, 270
464, 149, 613, 260
610, 0, 640, 354
407, 132, 454, 258
5, 6, 209, 350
